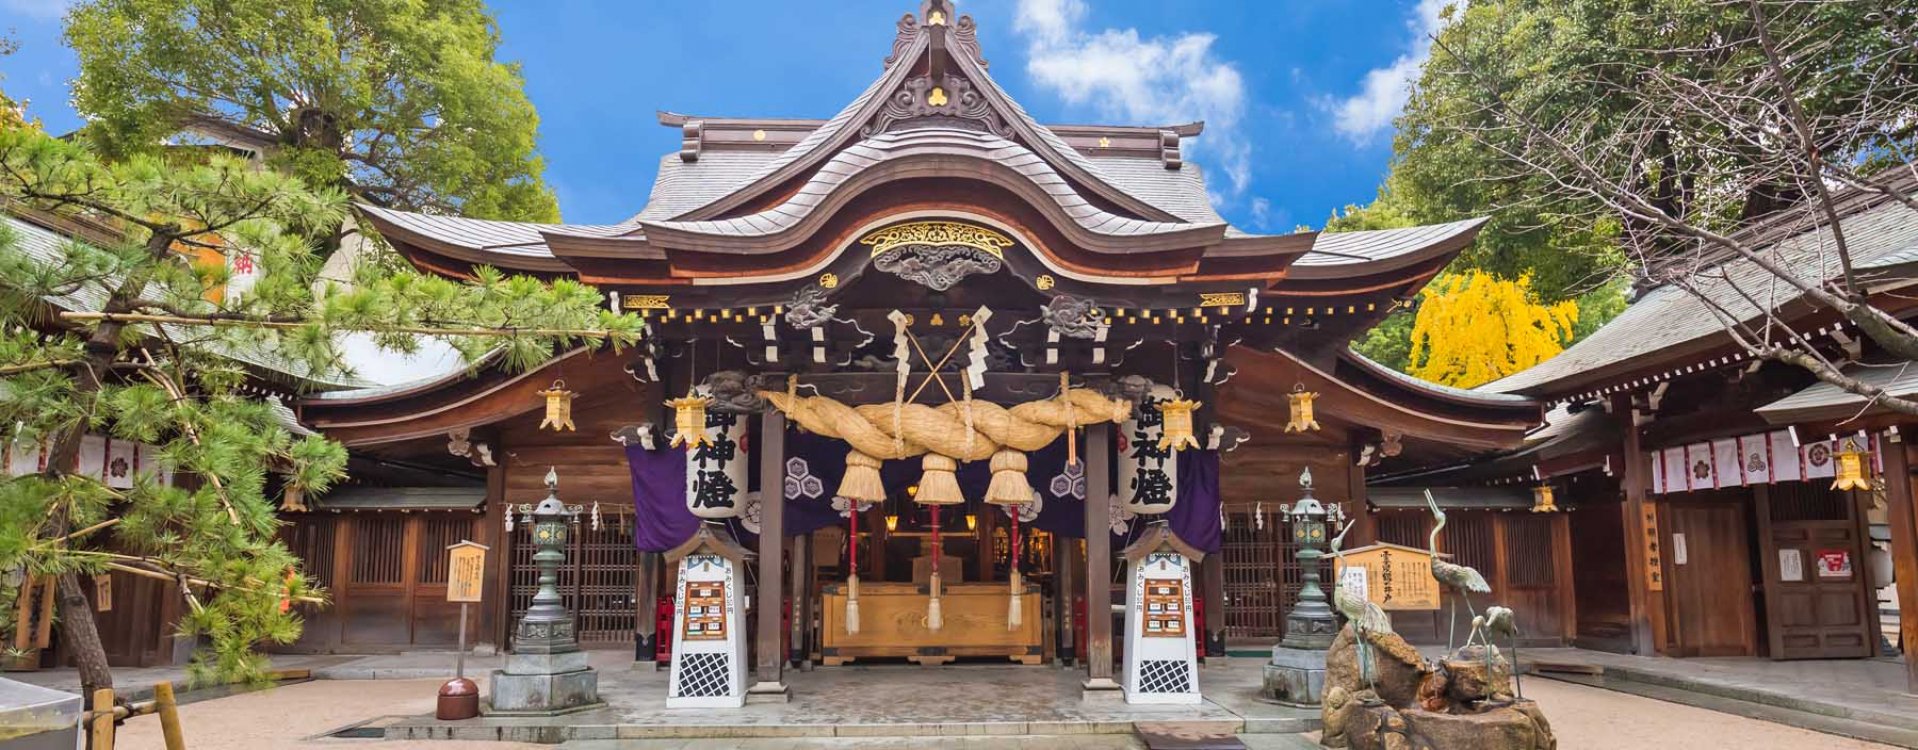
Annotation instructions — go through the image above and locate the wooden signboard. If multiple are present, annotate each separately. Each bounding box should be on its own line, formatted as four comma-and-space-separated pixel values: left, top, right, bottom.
446, 541, 489, 603
1333, 543, 1441, 611
1142, 578, 1187, 637
682, 579, 729, 641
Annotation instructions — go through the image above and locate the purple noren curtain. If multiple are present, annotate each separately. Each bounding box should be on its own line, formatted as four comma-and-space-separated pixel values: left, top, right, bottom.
1169, 449, 1223, 554
626, 443, 700, 552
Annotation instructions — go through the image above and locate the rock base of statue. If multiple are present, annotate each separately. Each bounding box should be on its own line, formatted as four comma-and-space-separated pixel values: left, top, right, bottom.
1318, 627, 1554, 750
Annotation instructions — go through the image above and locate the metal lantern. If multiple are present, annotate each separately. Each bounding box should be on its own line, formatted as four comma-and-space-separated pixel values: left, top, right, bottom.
1156, 398, 1202, 452
667, 394, 714, 450
537, 380, 577, 432
1833, 437, 1872, 491
511, 468, 587, 654
1277, 467, 1346, 650
1530, 484, 1560, 513
1285, 385, 1320, 433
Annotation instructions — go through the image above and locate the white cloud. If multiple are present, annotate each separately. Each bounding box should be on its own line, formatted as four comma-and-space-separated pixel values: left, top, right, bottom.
1012, 0, 1252, 198
1328, 0, 1453, 145
0, 0, 74, 19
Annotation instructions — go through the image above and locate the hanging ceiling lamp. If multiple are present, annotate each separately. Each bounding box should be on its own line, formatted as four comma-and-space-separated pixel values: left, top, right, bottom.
1157, 398, 1201, 452
666, 393, 713, 449
1285, 384, 1321, 433
1530, 484, 1560, 513
537, 379, 578, 432
1833, 437, 1873, 491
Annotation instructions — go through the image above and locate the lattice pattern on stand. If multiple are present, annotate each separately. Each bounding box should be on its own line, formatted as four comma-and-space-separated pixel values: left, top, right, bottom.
1135, 659, 1192, 694
674, 652, 733, 698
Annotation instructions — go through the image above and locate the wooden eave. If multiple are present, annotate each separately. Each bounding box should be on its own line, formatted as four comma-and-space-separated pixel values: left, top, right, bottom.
296, 347, 625, 447
1121, 523, 1206, 563
1219, 346, 1540, 451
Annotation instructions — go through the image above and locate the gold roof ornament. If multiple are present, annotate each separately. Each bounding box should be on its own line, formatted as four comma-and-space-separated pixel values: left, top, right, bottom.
537, 380, 578, 432
1833, 437, 1872, 491
859, 221, 1014, 258
1531, 484, 1560, 513
1285, 384, 1321, 433
667, 393, 714, 450
1157, 398, 1201, 452
928, 87, 949, 107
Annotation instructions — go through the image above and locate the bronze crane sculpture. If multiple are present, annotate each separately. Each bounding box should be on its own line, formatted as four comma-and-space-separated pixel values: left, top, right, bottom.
1330, 519, 1391, 690
1476, 605, 1522, 699
1424, 490, 1491, 650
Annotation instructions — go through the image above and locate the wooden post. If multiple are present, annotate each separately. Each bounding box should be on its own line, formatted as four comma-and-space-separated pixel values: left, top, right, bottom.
1055, 532, 1075, 665
154, 681, 186, 750
1083, 421, 1117, 689
1616, 396, 1665, 656
635, 551, 659, 664
790, 532, 810, 670
751, 409, 788, 697
1201, 552, 1226, 658
1882, 435, 1918, 691
90, 687, 115, 750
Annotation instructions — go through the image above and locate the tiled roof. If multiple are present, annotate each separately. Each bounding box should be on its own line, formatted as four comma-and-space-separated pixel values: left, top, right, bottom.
1754, 360, 1918, 422
1293, 218, 1487, 274
358, 204, 629, 257
1484, 190, 1918, 396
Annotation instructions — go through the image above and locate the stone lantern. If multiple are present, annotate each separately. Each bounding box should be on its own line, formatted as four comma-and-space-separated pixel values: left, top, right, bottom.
1262, 467, 1347, 706
489, 468, 603, 715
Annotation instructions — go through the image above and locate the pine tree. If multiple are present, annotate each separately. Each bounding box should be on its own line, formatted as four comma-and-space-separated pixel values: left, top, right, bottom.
0, 125, 640, 694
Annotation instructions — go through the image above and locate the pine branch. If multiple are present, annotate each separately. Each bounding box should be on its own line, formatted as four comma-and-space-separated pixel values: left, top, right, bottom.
58, 310, 637, 340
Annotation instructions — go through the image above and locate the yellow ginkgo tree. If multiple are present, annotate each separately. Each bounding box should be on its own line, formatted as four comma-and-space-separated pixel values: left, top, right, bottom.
1407, 271, 1579, 388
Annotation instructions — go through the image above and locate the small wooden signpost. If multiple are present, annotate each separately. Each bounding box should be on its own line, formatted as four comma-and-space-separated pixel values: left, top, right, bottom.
1332, 542, 1442, 611
439, 541, 488, 720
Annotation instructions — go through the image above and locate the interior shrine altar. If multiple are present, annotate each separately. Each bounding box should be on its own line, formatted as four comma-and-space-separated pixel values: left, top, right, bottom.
298, 0, 1544, 720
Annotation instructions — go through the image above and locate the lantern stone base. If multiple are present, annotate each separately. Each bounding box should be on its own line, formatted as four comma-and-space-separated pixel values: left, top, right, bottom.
1262, 645, 1327, 707
487, 651, 603, 716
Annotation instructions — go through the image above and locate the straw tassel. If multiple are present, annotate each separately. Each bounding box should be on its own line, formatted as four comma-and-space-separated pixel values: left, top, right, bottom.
985, 449, 1033, 505
917, 454, 964, 505
839, 451, 886, 503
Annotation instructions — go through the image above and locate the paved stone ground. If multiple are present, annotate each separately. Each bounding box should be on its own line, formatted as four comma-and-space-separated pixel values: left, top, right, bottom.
94, 665, 1897, 750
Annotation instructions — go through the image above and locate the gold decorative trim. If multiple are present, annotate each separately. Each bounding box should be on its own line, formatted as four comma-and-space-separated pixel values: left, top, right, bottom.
1198, 292, 1246, 308
621, 294, 672, 310
859, 221, 1015, 259
819, 273, 839, 289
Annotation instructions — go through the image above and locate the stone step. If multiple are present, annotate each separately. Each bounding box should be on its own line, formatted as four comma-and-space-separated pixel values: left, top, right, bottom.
556, 733, 1322, 750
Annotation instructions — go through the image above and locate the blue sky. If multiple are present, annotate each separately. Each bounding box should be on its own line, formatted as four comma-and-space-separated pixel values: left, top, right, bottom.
0, 0, 1449, 232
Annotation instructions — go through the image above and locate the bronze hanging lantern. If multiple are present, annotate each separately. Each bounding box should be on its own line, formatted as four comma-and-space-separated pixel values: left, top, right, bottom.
1285, 384, 1320, 433
666, 393, 713, 450
1157, 397, 1201, 452
537, 380, 578, 432
1833, 437, 1872, 491
1530, 484, 1560, 513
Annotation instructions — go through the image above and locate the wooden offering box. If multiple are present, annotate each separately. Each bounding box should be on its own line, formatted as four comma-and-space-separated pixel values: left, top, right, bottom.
820, 581, 1044, 665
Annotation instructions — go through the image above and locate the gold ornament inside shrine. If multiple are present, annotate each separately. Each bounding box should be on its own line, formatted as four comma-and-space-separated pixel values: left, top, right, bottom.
667, 393, 714, 449
1832, 437, 1872, 491
537, 380, 577, 431
1285, 384, 1320, 433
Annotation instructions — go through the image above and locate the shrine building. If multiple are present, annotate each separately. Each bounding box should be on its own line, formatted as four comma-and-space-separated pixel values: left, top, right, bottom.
279, 1, 1556, 701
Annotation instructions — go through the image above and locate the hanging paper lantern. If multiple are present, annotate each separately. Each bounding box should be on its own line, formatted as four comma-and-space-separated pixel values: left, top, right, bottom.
538, 380, 578, 432
1285, 384, 1320, 433
666, 394, 713, 449
1530, 484, 1560, 513
682, 402, 748, 520
1119, 383, 1180, 516
1833, 437, 1872, 491
1157, 398, 1201, 453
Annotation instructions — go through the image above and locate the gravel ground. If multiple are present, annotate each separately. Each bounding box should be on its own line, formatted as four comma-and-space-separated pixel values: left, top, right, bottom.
106, 675, 1892, 750
113, 678, 540, 750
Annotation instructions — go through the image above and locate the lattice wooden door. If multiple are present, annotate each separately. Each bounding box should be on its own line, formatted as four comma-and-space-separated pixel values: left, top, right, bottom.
508, 507, 638, 647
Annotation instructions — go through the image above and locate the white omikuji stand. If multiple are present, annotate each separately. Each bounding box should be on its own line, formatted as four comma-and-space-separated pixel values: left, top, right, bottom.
667, 537, 748, 708
1122, 528, 1202, 705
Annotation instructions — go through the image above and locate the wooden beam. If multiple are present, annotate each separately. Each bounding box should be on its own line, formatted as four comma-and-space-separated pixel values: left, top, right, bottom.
1083, 422, 1117, 688
790, 533, 811, 671
752, 410, 789, 695
1055, 531, 1076, 665
1882, 436, 1918, 691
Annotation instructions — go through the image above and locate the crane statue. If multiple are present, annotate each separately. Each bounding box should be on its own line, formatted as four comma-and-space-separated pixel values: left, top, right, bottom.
1329, 519, 1391, 691
1424, 490, 1491, 651
1475, 605, 1522, 699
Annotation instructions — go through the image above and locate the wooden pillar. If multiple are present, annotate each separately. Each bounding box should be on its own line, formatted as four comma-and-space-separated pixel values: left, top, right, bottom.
634, 552, 660, 664
1083, 421, 1117, 689
1054, 533, 1076, 665
790, 532, 811, 670
1616, 397, 1666, 656
751, 410, 788, 697
1882, 434, 1918, 691
1201, 553, 1226, 658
